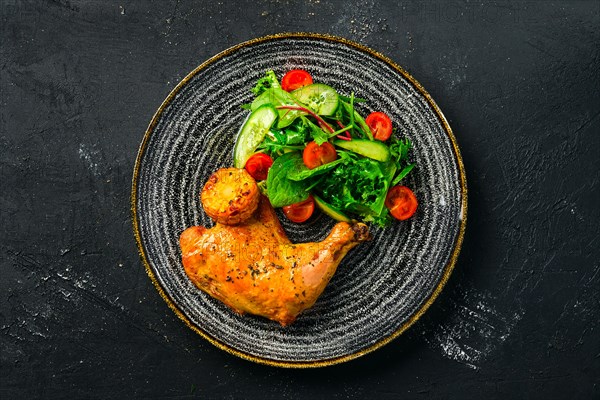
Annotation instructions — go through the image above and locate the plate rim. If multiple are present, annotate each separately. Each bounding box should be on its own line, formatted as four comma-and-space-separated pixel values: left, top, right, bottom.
131, 32, 468, 368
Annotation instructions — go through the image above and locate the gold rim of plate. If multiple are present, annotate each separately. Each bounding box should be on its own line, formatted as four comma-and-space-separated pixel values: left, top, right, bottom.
130, 32, 468, 368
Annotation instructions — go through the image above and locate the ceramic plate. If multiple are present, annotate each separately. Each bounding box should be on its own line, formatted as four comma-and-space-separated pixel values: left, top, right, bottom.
132, 33, 467, 367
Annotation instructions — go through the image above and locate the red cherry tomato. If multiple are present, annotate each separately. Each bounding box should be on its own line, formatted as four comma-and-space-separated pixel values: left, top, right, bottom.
365, 111, 393, 141
281, 69, 313, 92
283, 195, 315, 223
302, 141, 337, 170
385, 186, 418, 220
244, 153, 273, 181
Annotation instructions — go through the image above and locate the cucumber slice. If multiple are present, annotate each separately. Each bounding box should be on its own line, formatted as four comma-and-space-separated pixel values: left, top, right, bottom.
233, 105, 278, 168
332, 139, 391, 162
314, 195, 352, 222
292, 83, 339, 116
251, 88, 301, 129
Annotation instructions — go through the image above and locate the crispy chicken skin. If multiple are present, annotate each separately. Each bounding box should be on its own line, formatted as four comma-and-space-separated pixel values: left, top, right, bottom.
180, 168, 371, 326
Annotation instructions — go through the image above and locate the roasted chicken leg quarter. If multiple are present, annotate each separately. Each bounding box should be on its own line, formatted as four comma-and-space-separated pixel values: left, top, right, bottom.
180, 168, 371, 326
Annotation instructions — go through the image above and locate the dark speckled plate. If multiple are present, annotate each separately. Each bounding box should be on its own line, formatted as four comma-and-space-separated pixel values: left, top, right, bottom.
132, 33, 467, 367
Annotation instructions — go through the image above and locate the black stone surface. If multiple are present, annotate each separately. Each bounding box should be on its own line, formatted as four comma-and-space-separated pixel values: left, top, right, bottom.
1, 1, 598, 399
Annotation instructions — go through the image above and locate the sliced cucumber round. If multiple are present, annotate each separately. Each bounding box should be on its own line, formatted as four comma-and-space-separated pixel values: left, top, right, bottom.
251, 88, 301, 129
314, 195, 352, 222
291, 83, 339, 116
333, 138, 391, 162
233, 105, 278, 168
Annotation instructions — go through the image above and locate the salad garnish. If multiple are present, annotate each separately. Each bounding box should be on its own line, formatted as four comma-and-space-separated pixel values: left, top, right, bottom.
234, 69, 417, 226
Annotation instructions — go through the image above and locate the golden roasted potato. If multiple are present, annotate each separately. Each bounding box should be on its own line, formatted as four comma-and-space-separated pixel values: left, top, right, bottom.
201, 168, 259, 225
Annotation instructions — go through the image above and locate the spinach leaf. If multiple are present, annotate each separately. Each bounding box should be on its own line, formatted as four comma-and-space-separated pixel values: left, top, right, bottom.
287, 156, 346, 181
265, 152, 310, 207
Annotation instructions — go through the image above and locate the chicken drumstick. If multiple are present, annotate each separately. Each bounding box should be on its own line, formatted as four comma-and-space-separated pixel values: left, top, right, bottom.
180, 168, 370, 326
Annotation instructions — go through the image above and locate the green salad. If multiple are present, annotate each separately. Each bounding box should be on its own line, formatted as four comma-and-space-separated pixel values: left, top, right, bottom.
233, 69, 417, 227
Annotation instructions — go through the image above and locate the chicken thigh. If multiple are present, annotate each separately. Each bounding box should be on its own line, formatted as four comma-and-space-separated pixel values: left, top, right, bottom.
180, 168, 370, 326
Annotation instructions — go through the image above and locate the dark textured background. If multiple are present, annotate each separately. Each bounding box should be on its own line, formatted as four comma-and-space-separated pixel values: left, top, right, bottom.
1, 1, 599, 399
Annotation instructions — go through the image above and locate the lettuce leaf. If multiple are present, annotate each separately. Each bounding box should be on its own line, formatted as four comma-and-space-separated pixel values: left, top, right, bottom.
287, 151, 350, 181
251, 70, 280, 96
314, 157, 391, 224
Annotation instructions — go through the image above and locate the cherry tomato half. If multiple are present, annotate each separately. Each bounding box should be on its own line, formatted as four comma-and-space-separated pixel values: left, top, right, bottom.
302, 141, 337, 170
365, 111, 393, 141
283, 195, 315, 223
281, 69, 313, 92
244, 153, 273, 181
385, 186, 418, 221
